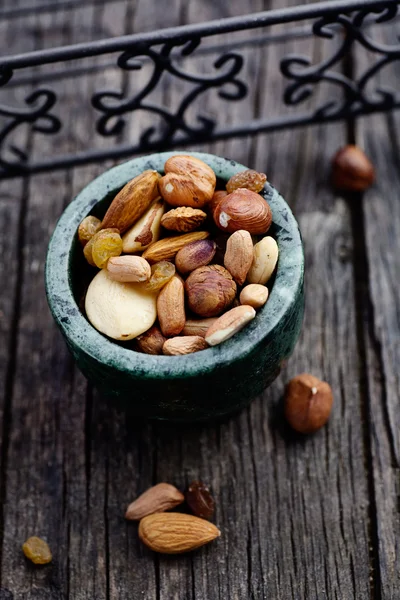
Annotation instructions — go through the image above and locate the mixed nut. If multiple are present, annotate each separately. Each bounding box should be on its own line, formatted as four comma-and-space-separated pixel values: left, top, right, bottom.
126, 480, 218, 554
78, 155, 278, 355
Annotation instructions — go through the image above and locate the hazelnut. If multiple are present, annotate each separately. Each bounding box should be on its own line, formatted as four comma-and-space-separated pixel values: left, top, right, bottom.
214, 188, 272, 234
159, 155, 216, 208
136, 325, 166, 355
185, 265, 237, 317
284, 373, 333, 434
331, 145, 375, 191
208, 190, 228, 217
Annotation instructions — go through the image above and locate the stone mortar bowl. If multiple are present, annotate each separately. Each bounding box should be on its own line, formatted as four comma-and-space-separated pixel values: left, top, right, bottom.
45, 152, 304, 421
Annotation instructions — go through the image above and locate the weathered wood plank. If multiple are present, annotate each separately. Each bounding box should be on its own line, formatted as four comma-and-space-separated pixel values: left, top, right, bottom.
353, 18, 400, 598
0, 1, 44, 594
357, 112, 400, 600
149, 3, 372, 599
0, 3, 138, 599
0, 0, 379, 599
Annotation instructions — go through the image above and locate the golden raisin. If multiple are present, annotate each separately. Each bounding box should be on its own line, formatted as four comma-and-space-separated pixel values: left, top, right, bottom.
83, 234, 97, 267
143, 261, 175, 292
22, 536, 52, 565
226, 169, 267, 194
78, 215, 102, 247
90, 229, 122, 269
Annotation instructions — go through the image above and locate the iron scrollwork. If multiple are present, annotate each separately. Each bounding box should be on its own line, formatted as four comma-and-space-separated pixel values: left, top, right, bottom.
281, 3, 400, 120
0, 67, 60, 175
0, 0, 398, 178
92, 38, 247, 148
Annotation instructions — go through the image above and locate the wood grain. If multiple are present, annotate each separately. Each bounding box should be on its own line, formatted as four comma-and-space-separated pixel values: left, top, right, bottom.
0, 0, 397, 598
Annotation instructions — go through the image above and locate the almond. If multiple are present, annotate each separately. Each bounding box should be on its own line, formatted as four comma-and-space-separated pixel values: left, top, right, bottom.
247, 236, 279, 285
182, 318, 218, 338
239, 284, 269, 309
163, 336, 208, 356
125, 483, 184, 520
205, 305, 256, 346
214, 188, 272, 234
139, 512, 221, 554
175, 239, 216, 275
157, 275, 185, 337
122, 198, 165, 253
107, 256, 151, 282
161, 207, 207, 232
85, 269, 157, 341
136, 325, 166, 355
142, 231, 209, 264
101, 170, 160, 233
159, 155, 216, 208
224, 230, 254, 285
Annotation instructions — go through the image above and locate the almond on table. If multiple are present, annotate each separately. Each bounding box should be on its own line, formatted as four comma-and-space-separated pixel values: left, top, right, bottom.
139, 512, 221, 554
126, 483, 184, 520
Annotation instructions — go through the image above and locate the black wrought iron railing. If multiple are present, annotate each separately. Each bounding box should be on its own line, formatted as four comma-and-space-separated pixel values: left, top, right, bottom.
0, 0, 399, 179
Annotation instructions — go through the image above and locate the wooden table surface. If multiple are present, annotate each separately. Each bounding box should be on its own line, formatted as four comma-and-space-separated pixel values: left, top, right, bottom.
1, 0, 400, 598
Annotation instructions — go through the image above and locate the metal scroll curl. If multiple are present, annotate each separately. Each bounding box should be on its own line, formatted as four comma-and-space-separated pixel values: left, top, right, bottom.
280, 3, 400, 120
92, 38, 248, 147
0, 68, 61, 174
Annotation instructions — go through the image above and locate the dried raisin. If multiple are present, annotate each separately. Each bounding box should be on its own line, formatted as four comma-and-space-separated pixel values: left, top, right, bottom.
186, 481, 215, 520
143, 261, 175, 292
22, 536, 52, 565
226, 169, 267, 194
78, 215, 102, 247
90, 229, 122, 269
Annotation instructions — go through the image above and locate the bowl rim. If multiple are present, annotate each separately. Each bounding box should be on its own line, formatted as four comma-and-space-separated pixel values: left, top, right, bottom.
45, 151, 304, 379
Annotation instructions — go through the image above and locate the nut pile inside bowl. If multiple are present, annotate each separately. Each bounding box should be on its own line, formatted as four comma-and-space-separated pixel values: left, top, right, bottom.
78, 155, 279, 355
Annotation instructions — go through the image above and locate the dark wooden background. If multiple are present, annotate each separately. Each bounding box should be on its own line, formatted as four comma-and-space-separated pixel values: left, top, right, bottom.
0, 0, 400, 598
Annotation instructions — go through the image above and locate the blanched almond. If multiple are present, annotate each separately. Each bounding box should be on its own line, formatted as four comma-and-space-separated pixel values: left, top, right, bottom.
239, 284, 269, 309
205, 305, 256, 346
247, 236, 279, 285
85, 269, 157, 341
107, 256, 151, 282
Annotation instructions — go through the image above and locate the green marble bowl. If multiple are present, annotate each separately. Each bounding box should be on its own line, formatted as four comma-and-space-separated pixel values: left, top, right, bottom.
45, 152, 304, 421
